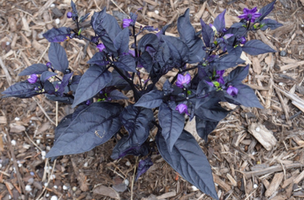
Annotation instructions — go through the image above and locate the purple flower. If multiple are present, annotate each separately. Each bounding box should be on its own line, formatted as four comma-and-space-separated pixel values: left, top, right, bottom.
227, 85, 238, 96
240, 36, 246, 44
67, 12, 73, 18
46, 62, 52, 68
216, 70, 225, 85
238, 7, 261, 23
97, 43, 105, 52
122, 18, 133, 28
28, 74, 38, 84
176, 73, 191, 88
175, 103, 189, 115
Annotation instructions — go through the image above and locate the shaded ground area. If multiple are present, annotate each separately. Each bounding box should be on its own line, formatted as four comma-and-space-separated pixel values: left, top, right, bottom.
1, 0, 304, 199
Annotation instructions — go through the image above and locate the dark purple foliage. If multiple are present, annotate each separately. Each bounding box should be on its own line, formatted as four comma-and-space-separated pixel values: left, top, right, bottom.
1, 1, 282, 199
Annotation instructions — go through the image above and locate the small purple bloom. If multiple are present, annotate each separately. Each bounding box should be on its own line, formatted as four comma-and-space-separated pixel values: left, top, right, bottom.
216, 70, 225, 85
28, 74, 38, 84
222, 28, 227, 32
46, 62, 52, 68
122, 18, 133, 28
238, 7, 261, 23
175, 103, 189, 115
67, 12, 73, 18
240, 36, 246, 44
97, 43, 105, 52
176, 73, 191, 88
86, 100, 91, 105
227, 85, 238, 96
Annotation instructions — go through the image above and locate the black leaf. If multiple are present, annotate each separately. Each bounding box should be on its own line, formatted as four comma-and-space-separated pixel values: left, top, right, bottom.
195, 117, 219, 142
43, 27, 71, 43
257, 0, 276, 22
213, 10, 226, 33
156, 130, 218, 200
46, 102, 122, 158
40, 71, 57, 82
177, 8, 205, 63
135, 90, 164, 109
225, 84, 263, 109
2, 81, 40, 98
242, 40, 276, 56
120, 105, 154, 145
72, 65, 112, 107
48, 43, 69, 73
111, 136, 150, 160
136, 157, 153, 181
158, 103, 184, 151
18, 64, 48, 76
260, 19, 283, 30
114, 28, 130, 54
115, 54, 136, 72
87, 52, 108, 66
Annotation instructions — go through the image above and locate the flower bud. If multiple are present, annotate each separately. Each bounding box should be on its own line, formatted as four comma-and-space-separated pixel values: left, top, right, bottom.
67, 12, 73, 18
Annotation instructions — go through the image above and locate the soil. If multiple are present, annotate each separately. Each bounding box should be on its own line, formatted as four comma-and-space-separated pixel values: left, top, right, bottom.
1, 0, 304, 199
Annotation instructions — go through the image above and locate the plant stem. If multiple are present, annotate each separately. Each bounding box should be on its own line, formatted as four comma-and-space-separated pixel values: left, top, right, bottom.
111, 64, 140, 101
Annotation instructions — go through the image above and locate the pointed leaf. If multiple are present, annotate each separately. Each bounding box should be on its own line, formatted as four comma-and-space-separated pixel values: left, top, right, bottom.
135, 90, 164, 109
214, 10, 226, 32
161, 35, 189, 66
18, 64, 48, 76
71, 0, 78, 16
111, 136, 150, 160
120, 105, 154, 145
211, 46, 244, 70
114, 28, 130, 54
257, 0, 276, 21
156, 130, 218, 200
242, 40, 276, 56
136, 157, 153, 181
57, 72, 73, 94
200, 19, 214, 47
115, 54, 136, 72
48, 43, 69, 73
87, 52, 108, 66
195, 98, 230, 122
138, 33, 159, 52
225, 84, 263, 109
43, 27, 71, 43
225, 65, 249, 85
260, 18, 283, 30
40, 71, 57, 82
177, 9, 205, 63
195, 117, 219, 142
46, 102, 122, 157
1, 81, 40, 98
158, 103, 184, 151
91, 8, 121, 41
108, 90, 128, 100
72, 65, 112, 107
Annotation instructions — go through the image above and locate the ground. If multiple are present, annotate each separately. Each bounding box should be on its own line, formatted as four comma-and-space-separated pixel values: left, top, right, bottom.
0, 0, 304, 199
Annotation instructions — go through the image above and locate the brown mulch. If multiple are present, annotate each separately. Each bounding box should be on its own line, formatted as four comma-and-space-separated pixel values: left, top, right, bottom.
0, 0, 304, 199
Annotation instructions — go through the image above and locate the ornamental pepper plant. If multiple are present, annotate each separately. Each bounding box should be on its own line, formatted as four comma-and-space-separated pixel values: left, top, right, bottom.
2, 1, 282, 199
